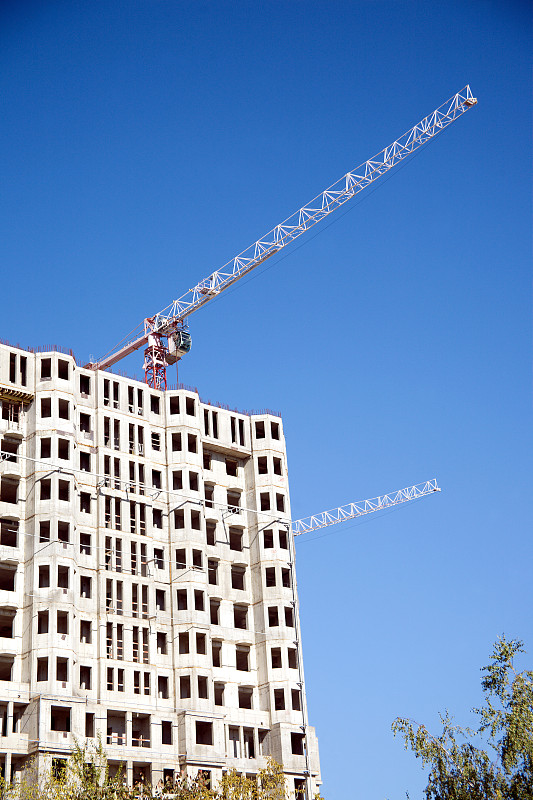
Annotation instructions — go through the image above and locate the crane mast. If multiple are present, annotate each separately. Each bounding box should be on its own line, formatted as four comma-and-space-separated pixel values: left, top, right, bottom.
88, 86, 476, 388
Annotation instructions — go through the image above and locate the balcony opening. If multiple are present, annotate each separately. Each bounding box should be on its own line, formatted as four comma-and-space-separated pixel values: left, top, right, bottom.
0, 519, 17, 548
132, 713, 150, 747
51, 705, 70, 732
162, 720, 172, 745
57, 565, 69, 589
234, 605, 247, 630
58, 439, 69, 460
243, 728, 255, 758
291, 732, 305, 756
56, 657, 68, 682
195, 721, 213, 746
79, 666, 91, 690
38, 565, 50, 588
37, 657, 48, 682
0, 565, 16, 591
80, 620, 92, 643
0, 610, 14, 638
271, 648, 282, 669
210, 600, 220, 625
169, 396, 180, 415
38, 610, 49, 634
236, 646, 250, 671
231, 565, 245, 590
40, 358, 51, 380
285, 607, 294, 627
107, 711, 126, 746
80, 533, 91, 555
268, 607, 279, 627
211, 640, 222, 668
58, 399, 69, 420
266, 568, 276, 587
225, 459, 238, 477
172, 433, 182, 451
180, 676, 191, 699
79, 374, 91, 395
263, 529, 274, 548
292, 688, 301, 710
0, 479, 18, 505
229, 529, 242, 551
85, 713, 94, 738
238, 687, 253, 709
58, 360, 69, 380
214, 682, 224, 706
57, 611, 68, 635
191, 510, 201, 530
178, 632, 189, 654
206, 521, 216, 546
58, 521, 69, 542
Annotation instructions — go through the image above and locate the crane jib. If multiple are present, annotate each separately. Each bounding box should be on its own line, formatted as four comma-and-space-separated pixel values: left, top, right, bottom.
94, 85, 476, 381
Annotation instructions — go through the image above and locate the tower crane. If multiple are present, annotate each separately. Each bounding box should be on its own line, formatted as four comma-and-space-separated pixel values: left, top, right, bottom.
87, 85, 477, 389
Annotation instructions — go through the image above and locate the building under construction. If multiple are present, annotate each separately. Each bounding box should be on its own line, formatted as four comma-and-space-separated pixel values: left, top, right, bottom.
0, 85, 474, 794
0, 343, 321, 793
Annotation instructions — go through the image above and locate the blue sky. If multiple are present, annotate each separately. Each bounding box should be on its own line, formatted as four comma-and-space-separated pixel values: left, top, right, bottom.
1, 1, 531, 797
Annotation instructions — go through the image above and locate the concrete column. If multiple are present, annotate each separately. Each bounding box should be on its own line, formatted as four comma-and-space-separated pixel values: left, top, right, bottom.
126, 711, 132, 747
6, 702, 13, 734
126, 760, 133, 788
4, 752, 11, 784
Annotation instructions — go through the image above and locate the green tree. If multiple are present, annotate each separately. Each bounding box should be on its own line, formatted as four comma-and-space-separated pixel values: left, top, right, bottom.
392, 636, 533, 799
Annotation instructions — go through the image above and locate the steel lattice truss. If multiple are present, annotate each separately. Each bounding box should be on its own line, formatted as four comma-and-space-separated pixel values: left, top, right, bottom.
93, 85, 475, 376
149, 86, 476, 332
291, 479, 440, 536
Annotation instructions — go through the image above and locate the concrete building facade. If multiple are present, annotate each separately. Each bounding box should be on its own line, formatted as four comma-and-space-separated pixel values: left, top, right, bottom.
0, 342, 320, 794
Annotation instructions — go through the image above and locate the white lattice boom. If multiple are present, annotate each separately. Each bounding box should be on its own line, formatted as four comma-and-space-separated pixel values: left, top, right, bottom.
90, 85, 476, 387
291, 479, 440, 535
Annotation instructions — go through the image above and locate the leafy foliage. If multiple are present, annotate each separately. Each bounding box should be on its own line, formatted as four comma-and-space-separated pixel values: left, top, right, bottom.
0, 746, 318, 800
392, 636, 533, 799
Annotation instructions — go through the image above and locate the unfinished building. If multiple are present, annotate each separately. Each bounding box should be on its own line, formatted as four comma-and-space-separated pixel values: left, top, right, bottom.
0, 342, 320, 794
